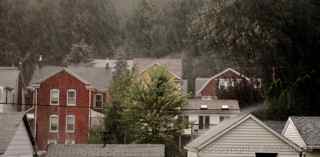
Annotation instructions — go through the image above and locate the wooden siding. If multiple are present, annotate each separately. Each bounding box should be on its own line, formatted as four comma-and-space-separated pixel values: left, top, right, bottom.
200, 118, 299, 157
282, 118, 306, 148
3, 122, 33, 157
306, 152, 320, 157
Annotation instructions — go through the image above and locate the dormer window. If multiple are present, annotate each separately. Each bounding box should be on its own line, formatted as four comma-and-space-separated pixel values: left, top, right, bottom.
222, 105, 229, 110
200, 105, 208, 110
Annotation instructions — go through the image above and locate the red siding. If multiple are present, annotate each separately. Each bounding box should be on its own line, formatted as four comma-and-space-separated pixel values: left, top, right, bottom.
36, 71, 90, 150
200, 70, 244, 97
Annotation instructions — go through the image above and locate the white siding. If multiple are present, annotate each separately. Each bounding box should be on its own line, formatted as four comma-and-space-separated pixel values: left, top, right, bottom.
210, 116, 219, 125
3, 122, 33, 157
282, 118, 306, 148
188, 151, 198, 157
200, 118, 299, 157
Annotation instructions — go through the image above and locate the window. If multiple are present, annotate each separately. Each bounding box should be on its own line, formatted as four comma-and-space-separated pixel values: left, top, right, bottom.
219, 115, 230, 122
256, 153, 277, 157
218, 79, 228, 89
67, 89, 76, 106
49, 115, 59, 132
48, 139, 57, 145
199, 116, 210, 129
66, 115, 75, 133
65, 139, 75, 144
94, 94, 103, 108
50, 89, 59, 105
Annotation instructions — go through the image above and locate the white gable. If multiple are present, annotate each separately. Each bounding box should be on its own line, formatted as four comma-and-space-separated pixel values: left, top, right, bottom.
282, 118, 307, 148
199, 118, 299, 157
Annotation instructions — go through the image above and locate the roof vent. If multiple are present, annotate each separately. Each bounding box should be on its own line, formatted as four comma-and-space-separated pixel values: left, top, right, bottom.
200, 105, 208, 110
221, 105, 229, 110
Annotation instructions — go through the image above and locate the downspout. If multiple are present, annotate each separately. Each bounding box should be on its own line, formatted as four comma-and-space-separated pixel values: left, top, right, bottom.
88, 88, 92, 138
34, 88, 38, 138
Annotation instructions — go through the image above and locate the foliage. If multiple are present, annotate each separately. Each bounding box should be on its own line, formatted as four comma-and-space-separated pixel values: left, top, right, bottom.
125, 67, 187, 157
88, 127, 104, 144
63, 40, 93, 65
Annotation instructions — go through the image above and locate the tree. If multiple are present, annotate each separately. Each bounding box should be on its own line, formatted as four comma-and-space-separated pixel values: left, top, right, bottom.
63, 40, 93, 65
125, 66, 187, 157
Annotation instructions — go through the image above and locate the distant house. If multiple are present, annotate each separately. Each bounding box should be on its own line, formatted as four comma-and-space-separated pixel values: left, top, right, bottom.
181, 99, 240, 137
282, 116, 320, 157
28, 66, 112, 151
133, 58, 188, 93
0, 67, 21, 112
0, 112, 35, 157
195, 68, 262, 99
88, 59, 134, 72
47, 144, 165, 157
185, 114, 302, 157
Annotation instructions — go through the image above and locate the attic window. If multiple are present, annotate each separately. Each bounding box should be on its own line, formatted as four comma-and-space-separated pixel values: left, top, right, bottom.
221, 105, 229, 110
200, 105, 208, 110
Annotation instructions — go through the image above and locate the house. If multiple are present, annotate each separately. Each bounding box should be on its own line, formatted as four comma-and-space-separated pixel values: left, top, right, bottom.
282, 116, 320, 157
185, 114, 302, 157
28, 65, 112, 151
195, 68, 262, 98
0, 67, 21, 112
133, 58, 188, 93
181, 99, 240, 137
47, 144, 165, 157
0, 112, 35, 157
88, 59, 134, 72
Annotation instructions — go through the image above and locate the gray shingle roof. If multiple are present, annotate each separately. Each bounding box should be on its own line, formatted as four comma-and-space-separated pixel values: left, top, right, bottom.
29, 66, 112, 91
264, 121, 286, 134
0, 67, 20, 88
290, 116, 320, 147
47, 144, 165, 157
133, 58, 182, 79
182, 99, 240, 114
195, 78, 209, 96
0, 112, 24, 154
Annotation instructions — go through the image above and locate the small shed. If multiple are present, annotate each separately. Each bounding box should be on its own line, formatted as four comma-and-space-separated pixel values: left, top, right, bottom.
185, 114, 302, 157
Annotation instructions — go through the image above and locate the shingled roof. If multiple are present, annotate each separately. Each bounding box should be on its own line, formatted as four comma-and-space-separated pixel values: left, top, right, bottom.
133, 58, 182, 79
29, 66, 112, 91
290, 116, 320, 148
182, 99, 240, 114
0, 112, 24, 155
0, 67, 20, 88
47, 144, 165, 157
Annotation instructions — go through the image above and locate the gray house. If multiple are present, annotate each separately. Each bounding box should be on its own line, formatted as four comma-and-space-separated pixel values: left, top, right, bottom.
0, 112, 34, 157
282, 116, 320, 157
181, 99, 240, 136
47, 144, 164, 157
0, 67, 20, 112
185, 114, 302, 157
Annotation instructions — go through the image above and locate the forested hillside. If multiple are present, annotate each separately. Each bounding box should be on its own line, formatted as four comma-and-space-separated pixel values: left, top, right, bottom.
1, 0, 319, 118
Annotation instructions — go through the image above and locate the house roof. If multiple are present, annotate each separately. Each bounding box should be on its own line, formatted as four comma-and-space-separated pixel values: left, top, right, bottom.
29, 66, 112, 91
0, 112, 24, 155
264, 120, 286, 134
195, 78, 209, 96
0, 67, 20, 89
88, 59, 134, 70
196, 68, 250, 95
182, 99, 240, 114
133, 58, 182, 79
47, 144, 165, 157
290, 116, 320, 148
185, 114, 302, 152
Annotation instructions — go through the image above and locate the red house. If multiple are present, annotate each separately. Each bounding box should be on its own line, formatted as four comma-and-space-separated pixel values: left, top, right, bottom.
195, 68, 262, 99
28, 66, 112, 151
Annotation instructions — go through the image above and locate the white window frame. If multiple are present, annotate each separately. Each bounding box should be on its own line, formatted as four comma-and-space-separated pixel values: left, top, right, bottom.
50, 89, 59, 105
48, 139, 58, 145
67, 89, 76, 106
66, 115, 75, 133
94, 94, 104, 108
49, 115, 59, 133
65, 139, 75, 144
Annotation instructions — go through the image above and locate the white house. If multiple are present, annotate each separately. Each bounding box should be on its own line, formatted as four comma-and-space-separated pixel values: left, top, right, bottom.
181, 99, 240, 137
0, 67, 20, 113
282, 116, 320, 157
185, 114, 302, 157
